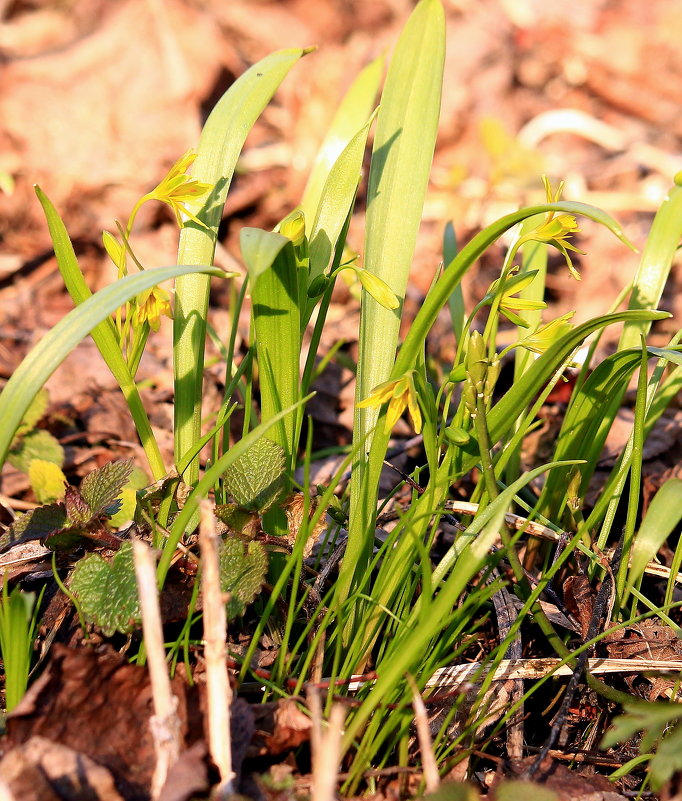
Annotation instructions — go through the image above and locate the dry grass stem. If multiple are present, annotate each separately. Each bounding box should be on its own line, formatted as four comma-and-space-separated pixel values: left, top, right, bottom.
308, 687, 346, 801
345, 656, 682, 693
132, 539, 182, 801
199, 499, 235, 795
406, 673, 440, 793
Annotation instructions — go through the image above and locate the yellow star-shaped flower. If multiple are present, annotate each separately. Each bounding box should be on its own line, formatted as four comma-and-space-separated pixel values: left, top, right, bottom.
357, 370, 422, 434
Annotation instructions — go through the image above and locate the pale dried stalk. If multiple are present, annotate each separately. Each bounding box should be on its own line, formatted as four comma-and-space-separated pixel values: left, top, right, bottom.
132, 539, 182, 801
199, 500, 235, 795
308, 687, 345, 801
345, 657, 682, 693
406, 673, 439, 793
0, 779, 16, 801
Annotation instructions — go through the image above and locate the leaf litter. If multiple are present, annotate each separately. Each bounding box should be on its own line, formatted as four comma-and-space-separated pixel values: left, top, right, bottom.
2, 0, 682, 799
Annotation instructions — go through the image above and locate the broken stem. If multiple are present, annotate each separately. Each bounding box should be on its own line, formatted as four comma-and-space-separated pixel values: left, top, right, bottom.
199, 500, 235, 796
133, 538, 182, 800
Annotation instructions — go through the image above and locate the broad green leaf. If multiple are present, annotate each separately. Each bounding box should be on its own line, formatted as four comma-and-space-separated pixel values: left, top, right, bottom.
70, 542, 141, 636
240, 228, 290, 283
35, 187, 166, 480
300, 54, 383, 225
173, 48, 309, 482
422, 783, 479, 801
355, 0, 445, 450
223, 437, 286, 513
628, 478, 682, 587
602, 701, 682, 749
157, 393, 313, 587
218, 537, 268, 618
0, 262, 225, 468
495, 782, 558, 801
2, 504, 67, 551
346, 0, 445, 600
250, 238, 301, 473
8, 429, 64, 472
80, 460, 135, 517
28, 460, 67, 504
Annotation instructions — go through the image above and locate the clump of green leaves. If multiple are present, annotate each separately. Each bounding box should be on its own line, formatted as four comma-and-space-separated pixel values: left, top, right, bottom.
4, 460, 133, 552
0, 579, 44, 713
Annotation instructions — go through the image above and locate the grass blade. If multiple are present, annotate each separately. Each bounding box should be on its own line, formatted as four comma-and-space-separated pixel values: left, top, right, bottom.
35, 186, 166, 479
619, 178, 682, 351
0, 264, 224, 467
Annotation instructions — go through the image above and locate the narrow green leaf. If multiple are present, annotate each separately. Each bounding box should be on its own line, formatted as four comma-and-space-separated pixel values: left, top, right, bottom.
629, 478, 682, 587
0, 263, 224, 467
307, 112, 377, 285
173, 48, 309, 482
344, 0, 445, 601
35, 186, 166, 479
619, 179, 682, 351
300, 54, 384, 225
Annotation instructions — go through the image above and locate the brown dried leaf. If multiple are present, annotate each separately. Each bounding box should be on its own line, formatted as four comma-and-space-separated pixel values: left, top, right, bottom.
4, 644, 189, 798
249, 698, 312, 756
562, 575, 594, 640
0, 736, 124, 801
508, 757, 627, 800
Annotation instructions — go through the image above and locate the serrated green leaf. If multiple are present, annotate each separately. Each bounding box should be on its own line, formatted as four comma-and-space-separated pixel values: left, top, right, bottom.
214, 504, 260, 538
2, 503, 68, 551
218, 537, 268, 618
70, 541, 141, 636
64, 486, 93, 525
80, 460, 134, 517
28, 459, 67, 504
8, 429, 64, 472
650, 719, 682, 789
223, 438, 286, 513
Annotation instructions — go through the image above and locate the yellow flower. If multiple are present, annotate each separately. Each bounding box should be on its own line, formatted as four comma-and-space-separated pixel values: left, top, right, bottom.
342, 265, 399, 310
517, 176, 585, 280
147, 150, 213, 228
134, 286, 172, 332
486, 270, 546, 327
278, 209, 306, 247
519, 312, 575, 355
357, 370, 422, 434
